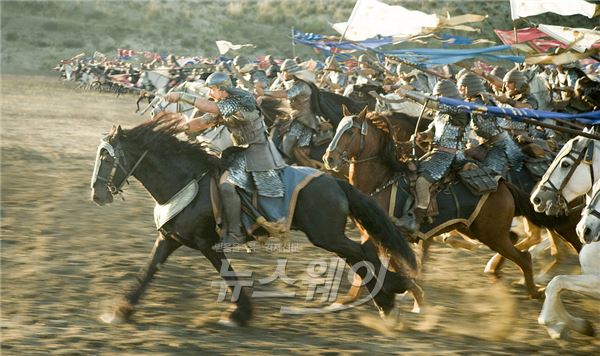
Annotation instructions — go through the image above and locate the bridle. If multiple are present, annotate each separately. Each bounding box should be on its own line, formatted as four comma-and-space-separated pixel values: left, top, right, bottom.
91, 139, 148, 196
327, 115, 379, 165
537, 138, 595, 213
584, 184, 600, 220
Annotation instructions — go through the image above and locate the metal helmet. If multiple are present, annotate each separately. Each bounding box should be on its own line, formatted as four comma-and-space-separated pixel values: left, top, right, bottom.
457, 72, 487, 98
456, 68, 469, 81
433, 79, 462, 100
503, 68, 527, 91
205, 72, 232, 90
280, 58, 302, 74
490, 66, 507, 80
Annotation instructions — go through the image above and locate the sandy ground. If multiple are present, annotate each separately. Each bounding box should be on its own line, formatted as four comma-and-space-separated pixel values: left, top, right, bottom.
1, 75, 599, 355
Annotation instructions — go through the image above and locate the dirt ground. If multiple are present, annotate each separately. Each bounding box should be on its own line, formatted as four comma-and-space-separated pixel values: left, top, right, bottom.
1, 75, 599, 355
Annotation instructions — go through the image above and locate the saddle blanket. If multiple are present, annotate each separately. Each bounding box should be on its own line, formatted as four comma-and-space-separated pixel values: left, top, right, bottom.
211, 166, 324, 238
391, 178, 491, 240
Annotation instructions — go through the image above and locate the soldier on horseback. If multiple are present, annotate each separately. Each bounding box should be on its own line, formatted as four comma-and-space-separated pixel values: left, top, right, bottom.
457, 73, 525, 176
402, 80, 472, 228
255, 59, 325, 168
232, 55, 269, 92
165, 72, 286, 249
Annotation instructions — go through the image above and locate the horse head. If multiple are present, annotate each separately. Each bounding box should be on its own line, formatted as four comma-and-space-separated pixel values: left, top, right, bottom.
91, 124, 134, 206
576, 180, 600, 244
530, 136, 599, 216
91, 117, 219, 206
323, 105, 370, 172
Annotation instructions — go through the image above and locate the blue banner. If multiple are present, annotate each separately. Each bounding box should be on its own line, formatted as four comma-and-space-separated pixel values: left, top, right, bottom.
437, 96, 600, 125
382, 45, 524, 66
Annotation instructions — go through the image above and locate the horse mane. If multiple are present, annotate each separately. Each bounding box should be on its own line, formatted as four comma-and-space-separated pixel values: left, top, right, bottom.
122, 115, 222, 173
365, 112, 406, 172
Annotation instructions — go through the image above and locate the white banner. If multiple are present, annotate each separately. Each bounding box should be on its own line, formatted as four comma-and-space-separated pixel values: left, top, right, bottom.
510, 0, 598, 20
538, 24, 600, 53
332, 0, 439, 41
215, 40, 255, 55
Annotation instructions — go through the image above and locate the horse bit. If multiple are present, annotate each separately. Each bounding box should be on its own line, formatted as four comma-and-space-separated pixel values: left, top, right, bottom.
92, 140, 148, 196
536, 140, 594, 213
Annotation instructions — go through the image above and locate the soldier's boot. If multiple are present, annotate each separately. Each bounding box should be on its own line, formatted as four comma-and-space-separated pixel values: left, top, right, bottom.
214, 183, 245, 251
414, 176, 433, 229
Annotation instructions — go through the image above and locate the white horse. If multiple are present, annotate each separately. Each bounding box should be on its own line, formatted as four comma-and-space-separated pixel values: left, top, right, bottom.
531, 134, 600, 216
137, 69, 172, 95
144, 82, 233, 156
577, 180, 600, 242
531, 134, 600, 339
538, 198, 600, 339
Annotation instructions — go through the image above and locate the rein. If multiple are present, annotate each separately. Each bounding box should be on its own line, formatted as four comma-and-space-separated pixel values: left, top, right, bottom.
93, 140, 148, 196
538, 139, 594, 214
329, 115, 379, 166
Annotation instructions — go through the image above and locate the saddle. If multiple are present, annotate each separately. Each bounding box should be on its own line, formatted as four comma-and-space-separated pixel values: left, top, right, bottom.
411, 162, 498, 220
311, 117, 334, 146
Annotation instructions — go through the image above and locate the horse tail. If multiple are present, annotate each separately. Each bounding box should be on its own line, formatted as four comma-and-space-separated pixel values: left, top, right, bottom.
335, 179, 417, 274
505, 181, 569, 228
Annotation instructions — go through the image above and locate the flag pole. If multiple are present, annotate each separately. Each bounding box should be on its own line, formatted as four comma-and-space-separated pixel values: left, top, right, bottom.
291, 27, 297, 58
339, 0, 362, 44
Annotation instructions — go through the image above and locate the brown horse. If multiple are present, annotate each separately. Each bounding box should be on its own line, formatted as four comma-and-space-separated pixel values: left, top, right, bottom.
324, 108, 557, 299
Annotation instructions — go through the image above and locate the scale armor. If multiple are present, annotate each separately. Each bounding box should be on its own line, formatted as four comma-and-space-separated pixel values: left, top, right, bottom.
215, 87, 286, 197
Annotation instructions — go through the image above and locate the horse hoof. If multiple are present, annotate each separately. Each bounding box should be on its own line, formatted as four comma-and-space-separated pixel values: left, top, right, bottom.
218, 318, 241, 328
530, 288, 545, 300
99, 312, 127, 324
545, 323, 569, 340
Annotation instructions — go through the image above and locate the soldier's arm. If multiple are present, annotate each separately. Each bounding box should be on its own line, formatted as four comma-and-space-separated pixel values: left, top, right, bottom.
185, 114, 217, 133
164, 92, 220, 114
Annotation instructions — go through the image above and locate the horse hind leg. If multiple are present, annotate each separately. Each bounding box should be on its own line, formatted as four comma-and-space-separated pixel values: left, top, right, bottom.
472, 218, 543, 298
485, 230, 520, 275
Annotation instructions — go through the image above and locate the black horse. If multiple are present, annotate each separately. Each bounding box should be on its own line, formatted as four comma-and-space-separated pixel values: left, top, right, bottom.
91, 116, 421, 326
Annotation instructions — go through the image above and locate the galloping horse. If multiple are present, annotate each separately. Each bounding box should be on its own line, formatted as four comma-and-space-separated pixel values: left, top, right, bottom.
91, 117, 422, 326
324, 108, 581, 300
538, 182, 600, 340
531, 135, 600, 339
530, 134, 600, 216
577, 180, 600, 242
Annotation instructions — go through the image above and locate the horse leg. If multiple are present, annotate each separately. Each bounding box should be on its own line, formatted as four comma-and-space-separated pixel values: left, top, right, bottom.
471, 190, 543, 299
334, 232, 369, 305
417, 238, 432, 274
478, 229, 542, 299
485, 230, 520, 274
101, 233, 181, 323
538, 274, 600, 339
196, 240, 254, 327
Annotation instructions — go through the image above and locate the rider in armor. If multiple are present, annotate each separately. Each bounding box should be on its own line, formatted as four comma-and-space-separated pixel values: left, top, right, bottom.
319, 56, 347, 94
403, 80, 472, 227
232, 55, 269, 92
165, 72, 286, 249
457, 73, 524, 176
255, 59, 323, 167
496, 68, 556, 143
